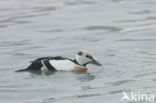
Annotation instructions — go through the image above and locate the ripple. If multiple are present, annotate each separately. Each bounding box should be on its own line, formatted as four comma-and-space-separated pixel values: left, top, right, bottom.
111, 0, 127, 2
10, 52, 31, 56
109, 90, 123, 94
129, 10, 151, 15
117, 38, 156, 42
136, 50, 156, 56
117, 18, 144, 23
39, 29, 63, 33
134, 72, 156, 78
117, 16, 156, 24
105, 80, 134, 86
13, 20, 32, 24
33, 6, 57, 13
152, 78, 156, 82
42, 93, 102, 103
146, 16, 156, 20
0, 9, 51, 28
73, 36, 101, 43
0, 15, 32, 28
64, 0, 97, 6
84, 26, 122, 32
0, 40, 32, 47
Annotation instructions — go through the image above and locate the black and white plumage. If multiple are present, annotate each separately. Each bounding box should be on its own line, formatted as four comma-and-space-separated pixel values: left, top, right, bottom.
16, 50, 101, 72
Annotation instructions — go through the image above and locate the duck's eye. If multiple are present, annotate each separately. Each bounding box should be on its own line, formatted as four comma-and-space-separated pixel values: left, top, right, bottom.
90, 56, 93, 59
86, 55, 90, 58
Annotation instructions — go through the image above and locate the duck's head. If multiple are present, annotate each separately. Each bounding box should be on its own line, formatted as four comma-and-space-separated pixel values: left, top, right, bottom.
75, 50, 102, 67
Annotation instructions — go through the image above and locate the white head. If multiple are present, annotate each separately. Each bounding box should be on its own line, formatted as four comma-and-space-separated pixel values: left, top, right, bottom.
75, 50, 101, 66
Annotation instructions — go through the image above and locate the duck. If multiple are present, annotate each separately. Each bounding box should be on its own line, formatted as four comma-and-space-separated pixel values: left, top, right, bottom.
16, 50, 101, 72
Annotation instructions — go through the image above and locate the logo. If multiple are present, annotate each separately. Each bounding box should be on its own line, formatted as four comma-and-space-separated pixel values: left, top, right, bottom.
121, 91, 155, 102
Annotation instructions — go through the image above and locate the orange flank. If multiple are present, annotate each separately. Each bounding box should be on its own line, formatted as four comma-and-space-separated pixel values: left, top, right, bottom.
73, 65, 87, 73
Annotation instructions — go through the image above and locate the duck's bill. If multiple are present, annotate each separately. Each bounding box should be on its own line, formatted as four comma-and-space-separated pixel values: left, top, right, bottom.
91, 59, 102, 66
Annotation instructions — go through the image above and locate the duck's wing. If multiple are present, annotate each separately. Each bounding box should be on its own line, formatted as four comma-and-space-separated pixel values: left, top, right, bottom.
26, 57, 58, 71
33, 56, 66, 61
16, 56, 66, 72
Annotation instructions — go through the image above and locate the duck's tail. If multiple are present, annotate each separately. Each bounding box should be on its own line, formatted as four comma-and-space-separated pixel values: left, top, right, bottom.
15, 68, 28, 72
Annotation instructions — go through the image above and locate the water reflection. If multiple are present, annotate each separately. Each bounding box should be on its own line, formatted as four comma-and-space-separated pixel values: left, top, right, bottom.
76, 73, 95, 82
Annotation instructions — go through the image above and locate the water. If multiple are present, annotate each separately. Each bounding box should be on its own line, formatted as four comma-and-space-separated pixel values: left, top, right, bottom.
0, 0, 156, 103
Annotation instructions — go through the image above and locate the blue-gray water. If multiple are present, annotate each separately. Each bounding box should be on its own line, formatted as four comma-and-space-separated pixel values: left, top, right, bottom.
0, 0, 156, 103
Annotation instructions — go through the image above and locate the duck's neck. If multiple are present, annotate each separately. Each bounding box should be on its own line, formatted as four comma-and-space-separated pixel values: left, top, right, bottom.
73, 59, 81, 65
74, 58, 86, 67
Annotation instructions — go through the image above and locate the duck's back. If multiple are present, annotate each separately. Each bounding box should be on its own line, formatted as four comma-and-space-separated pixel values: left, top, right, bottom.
16, 56, 76, 72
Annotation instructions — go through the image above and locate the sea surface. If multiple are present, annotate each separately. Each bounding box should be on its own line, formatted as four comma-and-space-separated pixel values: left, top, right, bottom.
0, 0, 156, 103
